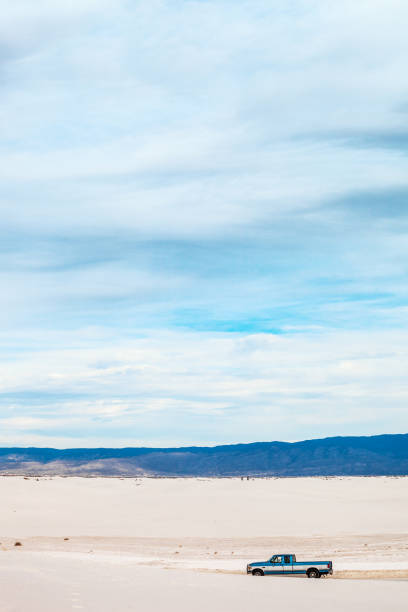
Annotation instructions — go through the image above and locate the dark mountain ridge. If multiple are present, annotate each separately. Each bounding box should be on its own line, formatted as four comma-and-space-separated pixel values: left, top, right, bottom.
0, 433, 407, 476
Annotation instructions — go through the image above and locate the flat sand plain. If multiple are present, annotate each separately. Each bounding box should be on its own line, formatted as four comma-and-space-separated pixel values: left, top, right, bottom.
1, 476, 407, 610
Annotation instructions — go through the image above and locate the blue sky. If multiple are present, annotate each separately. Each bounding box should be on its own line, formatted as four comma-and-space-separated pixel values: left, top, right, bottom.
1, 0, 408, 447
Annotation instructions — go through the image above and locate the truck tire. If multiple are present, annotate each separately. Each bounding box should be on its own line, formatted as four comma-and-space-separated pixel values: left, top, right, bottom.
252, 569, 264, 576
307, 568, 320, 579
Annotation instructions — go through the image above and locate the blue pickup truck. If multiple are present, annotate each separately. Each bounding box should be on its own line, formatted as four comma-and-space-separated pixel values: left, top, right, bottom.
247, 554, 333, 578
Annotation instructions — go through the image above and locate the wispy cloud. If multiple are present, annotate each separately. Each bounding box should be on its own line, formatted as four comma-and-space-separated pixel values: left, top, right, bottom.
0, 329, 407, 446
1, 1, 408, 445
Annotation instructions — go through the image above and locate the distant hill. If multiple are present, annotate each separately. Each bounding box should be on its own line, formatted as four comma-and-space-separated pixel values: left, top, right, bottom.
0, 434, 407, 477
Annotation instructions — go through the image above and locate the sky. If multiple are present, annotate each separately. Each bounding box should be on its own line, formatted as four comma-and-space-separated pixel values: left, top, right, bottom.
1, 0, 408, 448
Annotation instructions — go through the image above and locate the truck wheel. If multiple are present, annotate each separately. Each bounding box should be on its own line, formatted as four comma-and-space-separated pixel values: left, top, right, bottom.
252, 569, 264, 576
307, 569, 320, 579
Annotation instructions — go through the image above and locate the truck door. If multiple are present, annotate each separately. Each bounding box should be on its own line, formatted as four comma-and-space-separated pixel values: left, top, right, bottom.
266, 555, 284, 574
283, 555, 293, 573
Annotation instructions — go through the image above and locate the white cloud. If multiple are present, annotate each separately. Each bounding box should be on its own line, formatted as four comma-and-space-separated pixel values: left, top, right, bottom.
2, 1, 408, 444
0, 328, 407, 446
0, 0, 115, 60
2, 1, 408, 246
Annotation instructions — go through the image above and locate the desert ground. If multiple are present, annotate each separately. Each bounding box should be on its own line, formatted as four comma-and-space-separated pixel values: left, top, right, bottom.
0, 476, 407, 611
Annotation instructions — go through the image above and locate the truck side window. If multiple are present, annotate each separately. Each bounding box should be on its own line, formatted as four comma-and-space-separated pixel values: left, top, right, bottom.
284, 556, 291, 564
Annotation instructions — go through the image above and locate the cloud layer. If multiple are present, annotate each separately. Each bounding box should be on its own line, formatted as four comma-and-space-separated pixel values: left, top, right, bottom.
1, 1, 408, 445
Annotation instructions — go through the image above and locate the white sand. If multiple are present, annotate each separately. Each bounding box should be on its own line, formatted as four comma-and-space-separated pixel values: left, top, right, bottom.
1, 553, 408, 612
1, 476, 407, 610
2, 475, 407, 537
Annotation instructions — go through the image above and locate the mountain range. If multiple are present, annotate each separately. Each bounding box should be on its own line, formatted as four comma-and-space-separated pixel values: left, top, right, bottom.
0, 433, 407, 477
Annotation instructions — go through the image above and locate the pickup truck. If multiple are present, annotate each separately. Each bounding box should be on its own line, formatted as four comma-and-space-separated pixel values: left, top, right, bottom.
247, 554, 333, 578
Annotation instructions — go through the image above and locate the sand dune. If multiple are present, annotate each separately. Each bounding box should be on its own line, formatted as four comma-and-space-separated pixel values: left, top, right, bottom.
1, 476, 407, 610
1, 553, 408, 612
2, 475, 407, 537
